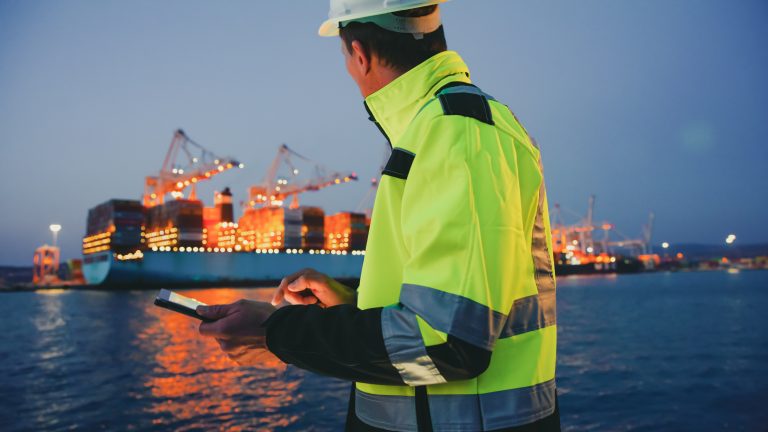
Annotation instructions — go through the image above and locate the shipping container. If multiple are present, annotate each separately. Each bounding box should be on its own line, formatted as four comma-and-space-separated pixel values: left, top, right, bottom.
83, 199, 145, 254
145, 200, 204, 248
238, 206, 326, 251
324, 211, 368, 251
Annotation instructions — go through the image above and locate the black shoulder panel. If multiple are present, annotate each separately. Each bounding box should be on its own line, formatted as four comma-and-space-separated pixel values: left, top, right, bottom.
438, 91, 495, 125
382, 148, 415, 180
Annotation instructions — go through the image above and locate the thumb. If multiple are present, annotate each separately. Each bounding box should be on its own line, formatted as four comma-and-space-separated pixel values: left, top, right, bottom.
287, 276, 311, 292
197, 304, 232, 320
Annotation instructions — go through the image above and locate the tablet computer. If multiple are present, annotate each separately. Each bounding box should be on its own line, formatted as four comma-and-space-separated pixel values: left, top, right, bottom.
154, 289, 210, 321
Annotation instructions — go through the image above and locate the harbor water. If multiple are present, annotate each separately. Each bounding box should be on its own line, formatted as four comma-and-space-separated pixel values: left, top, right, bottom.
1, 270, 767, 431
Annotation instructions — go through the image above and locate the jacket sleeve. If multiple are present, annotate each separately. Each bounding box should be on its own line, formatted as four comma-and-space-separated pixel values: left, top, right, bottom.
264, 303, 490, 385
264, 304, 402, 385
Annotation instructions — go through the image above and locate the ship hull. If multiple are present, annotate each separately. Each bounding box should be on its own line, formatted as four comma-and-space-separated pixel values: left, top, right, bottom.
83, 251, 364, 287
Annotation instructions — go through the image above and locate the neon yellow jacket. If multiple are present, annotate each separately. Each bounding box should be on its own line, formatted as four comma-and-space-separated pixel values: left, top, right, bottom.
265, 50, 557, 431
356, 50, 558, 430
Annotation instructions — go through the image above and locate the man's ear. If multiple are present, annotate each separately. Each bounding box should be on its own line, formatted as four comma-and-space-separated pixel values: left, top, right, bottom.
350, 40, 371, 76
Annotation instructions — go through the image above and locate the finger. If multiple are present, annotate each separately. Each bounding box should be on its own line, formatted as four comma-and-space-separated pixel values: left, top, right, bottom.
272, 270, 308, 305
282, 269, 309, 287
287, 275, 316, 292
270, 286, 285, 306
283, 288, 319, 305
197, 303, 235, 320
284, 275, 309, 301
199, 320, 228, 337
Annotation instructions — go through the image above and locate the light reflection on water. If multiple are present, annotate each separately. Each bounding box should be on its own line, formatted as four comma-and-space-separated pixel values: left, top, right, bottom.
0, 287, 348, 431
139, 289, 301, 430
1, 271, 767, 431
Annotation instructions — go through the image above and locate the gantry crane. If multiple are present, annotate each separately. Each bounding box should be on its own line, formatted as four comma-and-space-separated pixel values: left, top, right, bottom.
143, 129, 243, 207
605, 212, 655, 255
247, 144, 357, 209
551, 196, 598, 255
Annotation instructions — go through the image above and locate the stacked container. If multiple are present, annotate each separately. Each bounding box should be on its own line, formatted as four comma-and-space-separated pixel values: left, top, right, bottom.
301, 207, 325, 250
283, 208, 303, 249
83, 199, 145, 254
237, 206, 326, 251
202, 206, 221, 248
325, 212, 368, 251
146, 199, 204, 247
238, 207, 287, 250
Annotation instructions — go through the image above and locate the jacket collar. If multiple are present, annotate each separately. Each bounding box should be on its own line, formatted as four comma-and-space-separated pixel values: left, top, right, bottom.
363, 51, 472, 144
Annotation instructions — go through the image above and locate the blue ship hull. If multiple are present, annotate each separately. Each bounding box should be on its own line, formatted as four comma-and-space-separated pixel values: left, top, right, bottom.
83, 251, 364, 287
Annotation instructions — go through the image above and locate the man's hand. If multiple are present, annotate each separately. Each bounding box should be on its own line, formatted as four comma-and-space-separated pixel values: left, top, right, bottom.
197, 299, 285, 369
271, 268, 356, 308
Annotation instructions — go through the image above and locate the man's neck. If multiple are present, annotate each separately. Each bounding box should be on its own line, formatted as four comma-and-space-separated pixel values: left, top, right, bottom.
361, 64, 403, 98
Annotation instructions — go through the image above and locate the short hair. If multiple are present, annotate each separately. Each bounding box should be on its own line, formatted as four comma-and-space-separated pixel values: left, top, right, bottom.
339, 6, 448, 74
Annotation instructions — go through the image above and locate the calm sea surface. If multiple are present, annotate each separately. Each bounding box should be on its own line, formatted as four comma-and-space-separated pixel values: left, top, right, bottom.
1, 270, 767, 431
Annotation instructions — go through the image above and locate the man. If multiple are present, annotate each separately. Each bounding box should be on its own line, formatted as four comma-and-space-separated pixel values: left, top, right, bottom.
197, 1, 560, 430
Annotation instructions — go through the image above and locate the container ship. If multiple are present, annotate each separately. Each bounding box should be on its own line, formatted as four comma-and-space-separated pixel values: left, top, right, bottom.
80, 130, 654, 288
550, 196, 653, 275
82, 130, 367, 287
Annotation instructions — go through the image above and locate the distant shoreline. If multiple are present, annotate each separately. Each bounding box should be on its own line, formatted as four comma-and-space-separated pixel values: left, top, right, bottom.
3, 269, 766, 293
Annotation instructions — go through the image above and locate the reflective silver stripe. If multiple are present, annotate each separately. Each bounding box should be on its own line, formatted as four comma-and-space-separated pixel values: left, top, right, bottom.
400, 283, 507, 350
381, 306, 447, 386
355, 380, 557, 431
532, 158, 556, 296
497, 157, 557, 339
480, 380, 557, 430
499, 292, 556, 338
355, 389, 418, 432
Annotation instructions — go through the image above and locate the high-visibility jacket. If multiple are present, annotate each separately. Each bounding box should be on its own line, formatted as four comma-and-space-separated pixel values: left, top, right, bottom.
265, 50, 557, 432
356, 50, 557, 431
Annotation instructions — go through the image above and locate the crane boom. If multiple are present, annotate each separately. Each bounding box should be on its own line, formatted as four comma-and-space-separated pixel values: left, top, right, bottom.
143, 129, 243, 207
248, 143, 357, 209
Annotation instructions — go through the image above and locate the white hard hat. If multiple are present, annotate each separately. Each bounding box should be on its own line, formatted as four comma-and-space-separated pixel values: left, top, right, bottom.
319, 0, 448, 37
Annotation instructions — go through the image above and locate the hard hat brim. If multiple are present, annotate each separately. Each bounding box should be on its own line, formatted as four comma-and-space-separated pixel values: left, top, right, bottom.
319, 0, 448, 37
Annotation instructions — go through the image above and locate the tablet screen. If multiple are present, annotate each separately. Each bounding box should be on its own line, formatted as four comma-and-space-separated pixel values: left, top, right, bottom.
158, 289, 208, 310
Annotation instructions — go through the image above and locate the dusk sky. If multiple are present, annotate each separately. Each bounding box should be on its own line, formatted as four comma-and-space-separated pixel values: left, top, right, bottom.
1, 0, 766, 266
